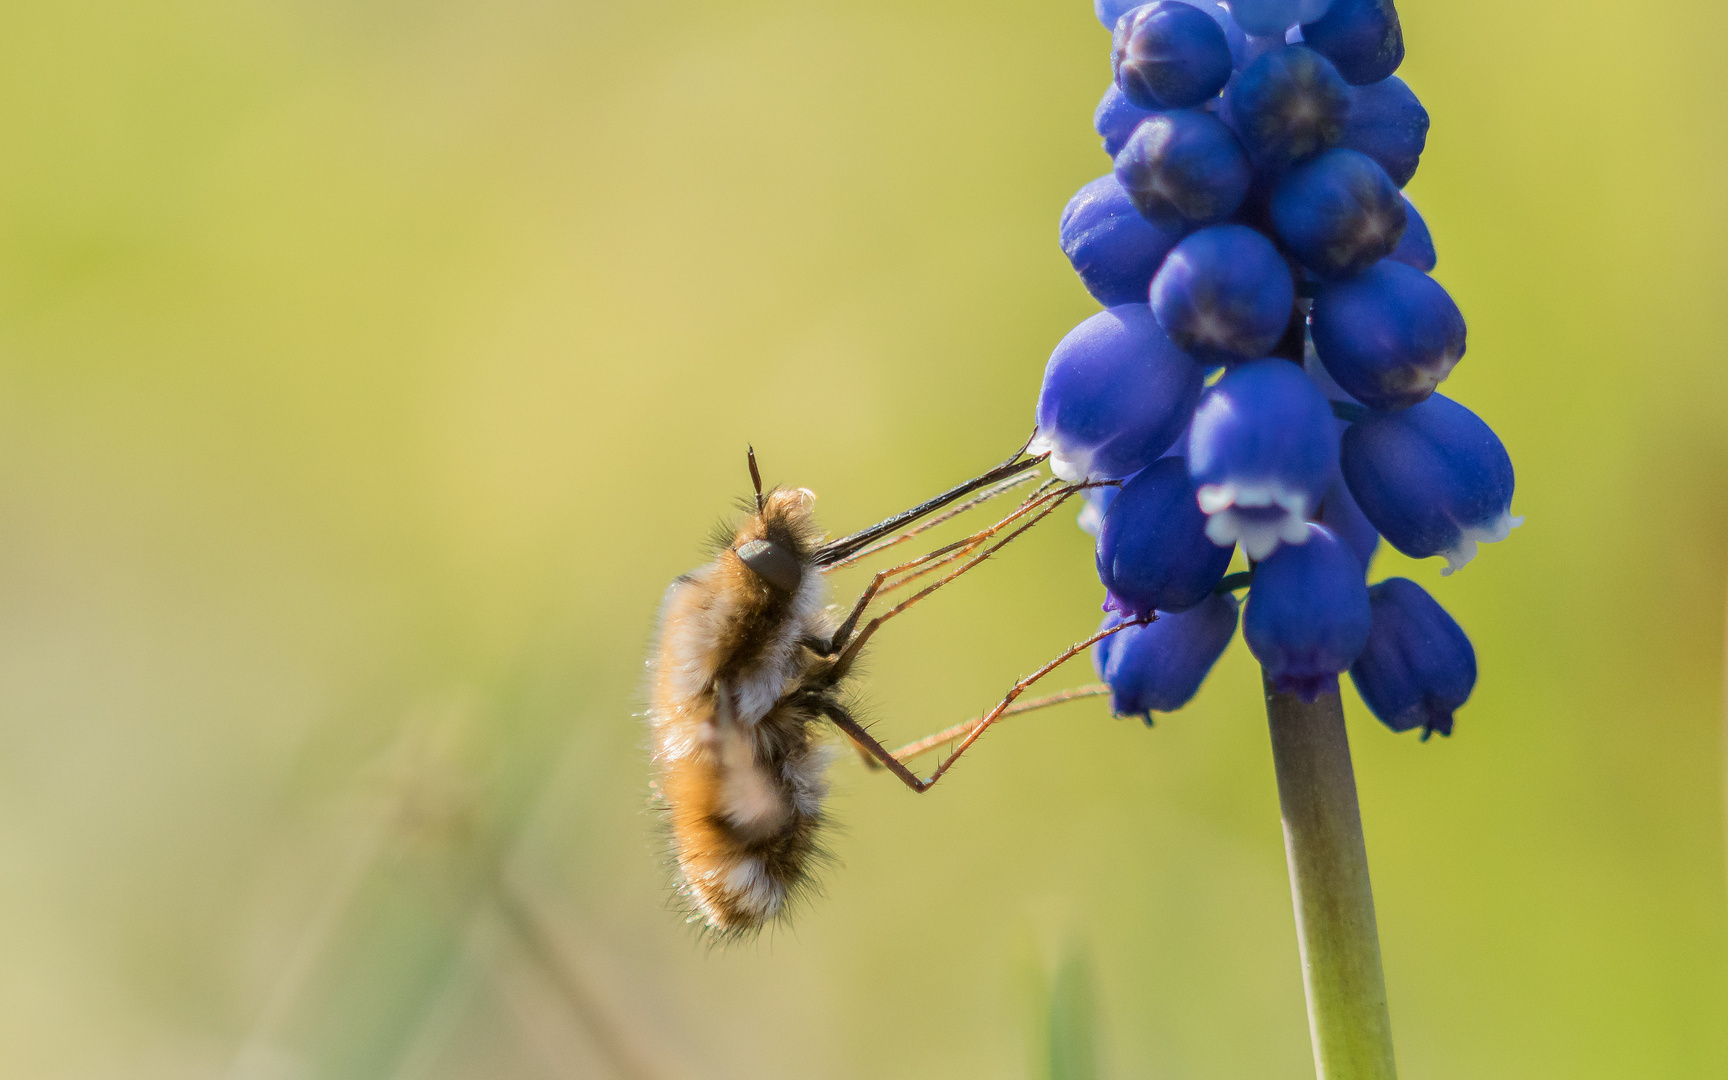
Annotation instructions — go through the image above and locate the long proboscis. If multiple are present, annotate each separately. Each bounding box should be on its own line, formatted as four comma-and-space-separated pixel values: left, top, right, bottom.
811, 436, 1049, 568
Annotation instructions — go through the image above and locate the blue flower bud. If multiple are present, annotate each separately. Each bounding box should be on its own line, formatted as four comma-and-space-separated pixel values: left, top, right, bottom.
1340, 393, 1520, 573
1299, 0, 1403, 85
1150, 224, 1295, 364
1226, 0, 1334, 37
1114, 110, 1253, 229
1311, 260, 1465, 411
1270, 148, 1406, 279
1061, 174, 1185, 307
1318, 473, 1379, 570
1094, 593, 1240, 721
1113, 2, 1234, 110
1187, 359, 1338, 559
1349, 577, 1475, 738
1097, 456, 1235, 616
1033, 305, 1205, 482
1243, 523, 1371, 701
1339, 74, 1427, 187
1098, 0, 1249, 68
1226, 45, 1351, 170
1095, 83, 1159, 157
1387, 193, 1435, 271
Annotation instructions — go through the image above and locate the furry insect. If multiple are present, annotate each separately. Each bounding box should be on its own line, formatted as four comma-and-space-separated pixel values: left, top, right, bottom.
646, 440, 1146, 935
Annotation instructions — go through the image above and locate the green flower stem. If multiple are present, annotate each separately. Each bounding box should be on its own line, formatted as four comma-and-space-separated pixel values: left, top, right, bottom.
1263, 671, 1399, 1080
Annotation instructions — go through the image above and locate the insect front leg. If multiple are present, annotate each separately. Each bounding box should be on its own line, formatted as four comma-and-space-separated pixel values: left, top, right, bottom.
822, 618, 1147, 793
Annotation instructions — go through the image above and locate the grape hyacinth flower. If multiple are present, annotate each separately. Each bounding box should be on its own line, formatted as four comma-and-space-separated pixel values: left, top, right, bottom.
1299, 0, 1403, 85
1094, 83, 1158, 157
1187, 359, 1338, 558
1271, 148, 1407, 279
1350, 578, 1476, 738
1094, 594, 1241, 721
1095, 457, 1235, 616
1112, 2, 1234, 110
1388, 193, 1436, 271
1341, 392, 1521, 573
1227, 0, 1334, 37
1061, 174, 1185, 306
1310, 259, 1466, 410
1150, 224, 1295, 363
1243, 522, 1372, 700
1319, 473, 1380, 570
1340, 74, 1429, 187
1114, 110, 1253, 228
1226, 45, 1351, 171
1036, 3, 1516, 1068
1032, 305, 1202, 482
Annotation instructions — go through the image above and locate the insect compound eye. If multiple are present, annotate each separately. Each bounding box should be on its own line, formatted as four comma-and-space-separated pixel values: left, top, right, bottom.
734, 539, 803, 594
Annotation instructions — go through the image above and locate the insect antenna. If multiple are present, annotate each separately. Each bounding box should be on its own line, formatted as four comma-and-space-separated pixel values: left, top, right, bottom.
747, 445, 766, 515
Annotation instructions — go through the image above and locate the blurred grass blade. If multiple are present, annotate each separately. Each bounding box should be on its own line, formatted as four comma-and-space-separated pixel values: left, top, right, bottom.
1040, 945, 1100, 1080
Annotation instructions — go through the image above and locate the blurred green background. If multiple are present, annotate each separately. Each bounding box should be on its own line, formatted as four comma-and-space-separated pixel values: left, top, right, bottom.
1, 0, 1725, 1077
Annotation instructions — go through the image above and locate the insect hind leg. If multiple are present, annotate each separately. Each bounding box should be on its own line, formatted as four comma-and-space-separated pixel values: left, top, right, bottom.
822, 618, 1147, 793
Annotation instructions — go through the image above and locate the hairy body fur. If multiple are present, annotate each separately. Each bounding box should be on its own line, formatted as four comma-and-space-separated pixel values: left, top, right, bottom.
648, 488, 849, 933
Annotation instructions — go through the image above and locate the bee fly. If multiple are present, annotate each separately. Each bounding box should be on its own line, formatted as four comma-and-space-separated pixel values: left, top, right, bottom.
646, 438, 1149, 935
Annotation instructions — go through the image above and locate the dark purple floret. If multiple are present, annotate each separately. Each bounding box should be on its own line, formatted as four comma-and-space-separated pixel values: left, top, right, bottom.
1387, 193, 1435, 271
1061, 174, 1186, 307
1095, 83, 1159, 157
1094, 594, 1240, 722
1113, 1, 1234, 110
1318, 474, 1380, 571
1187, 359, 1339, 559
1150, 224, 1295, 364
1310, 259, 1465, 410
1339, 74, 1428, 187
1300, 0, 1403, 85
1242, 522, 1372, 701
1096, 457, 1235, 616
1033, 305, 1204, 482
1226, 45, 1352, 171
1340, 393, 1520, 574
1349, 577, 1475, 738
1270, 148, 1406, 279
1114, 109, 1253, 229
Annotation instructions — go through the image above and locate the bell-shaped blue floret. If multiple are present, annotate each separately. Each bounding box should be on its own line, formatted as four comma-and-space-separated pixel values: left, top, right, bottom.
1097, 457, 1235, 616
1243, 523, 1371, 701
1095, 83, 1159, 157
1311, 260, 1465, 411
1187, 359, 1338, 559
1226, 45, 1350, 171
1318, 473, 1379, 571
1300, 0, 1403, 85
1094, 593, 1240, 722
1114, 110, 1253, 229
1387, 193, 1435, 271
1061, 174, 1186, 307
1270, 148, 1406, 279
1349, 577, 1475, 738
1339, 74, 1427, 187
1340, 393, 1520, 573
1227, 0, 1333, 36
1098, 0, 1248, 66
1114, 2, 1234, 110
1150, 225, 1295, 364
1033, 306, 1204, 482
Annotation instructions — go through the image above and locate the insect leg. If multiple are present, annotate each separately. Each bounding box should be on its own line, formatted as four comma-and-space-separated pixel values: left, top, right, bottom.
865, 683, 1114, 768
817, 481, 1071, 656
831, 483, 1097, 665
824, 619, 1147, 793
